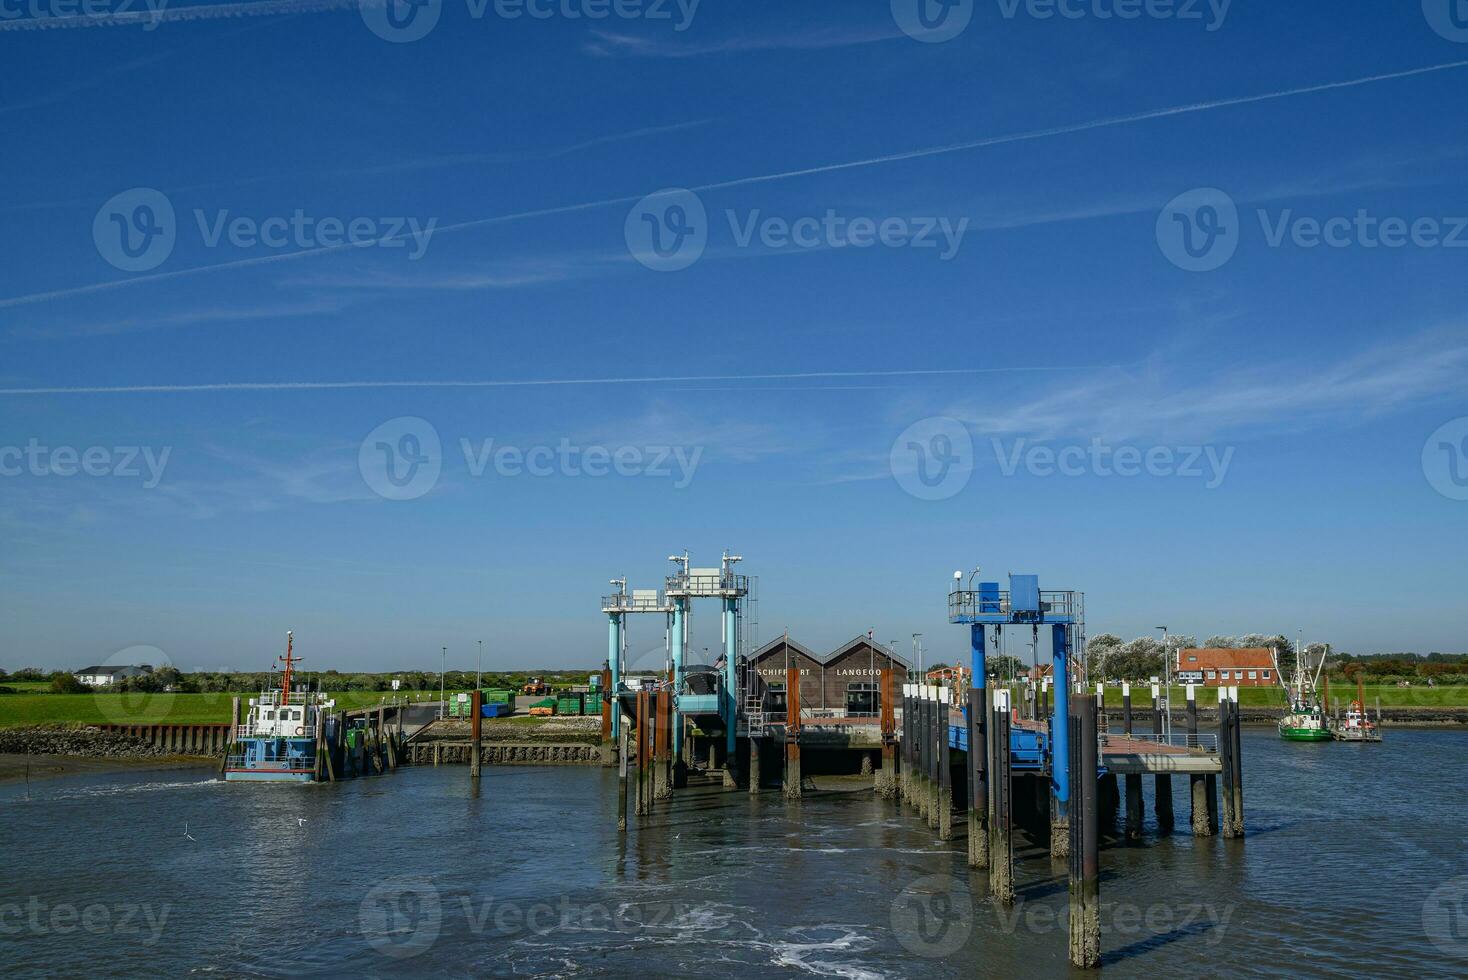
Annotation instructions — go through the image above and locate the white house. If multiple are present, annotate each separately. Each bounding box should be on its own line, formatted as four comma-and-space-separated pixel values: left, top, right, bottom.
73, 665, 153, 687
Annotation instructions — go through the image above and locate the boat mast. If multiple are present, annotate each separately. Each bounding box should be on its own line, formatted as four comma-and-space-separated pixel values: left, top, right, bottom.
277, 630, 301, 701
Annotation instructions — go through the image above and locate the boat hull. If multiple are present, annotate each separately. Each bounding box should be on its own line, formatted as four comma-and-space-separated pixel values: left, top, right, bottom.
1278, 725, 1333, 741
224, 769, 316, 783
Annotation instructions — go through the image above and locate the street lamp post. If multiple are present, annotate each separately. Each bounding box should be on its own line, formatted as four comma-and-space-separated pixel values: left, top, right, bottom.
440, 646, 447, 720
1155, 625, 1169, 737
476, 640, 482, 694
912, 633, 923, 677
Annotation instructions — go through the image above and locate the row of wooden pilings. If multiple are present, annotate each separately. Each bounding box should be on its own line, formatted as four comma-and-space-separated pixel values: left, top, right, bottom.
898, 683, 1104, 967
93, 723, 232, 754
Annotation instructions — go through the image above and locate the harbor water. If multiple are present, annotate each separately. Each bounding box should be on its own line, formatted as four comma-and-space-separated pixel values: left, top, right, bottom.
1, 728, 1464, 977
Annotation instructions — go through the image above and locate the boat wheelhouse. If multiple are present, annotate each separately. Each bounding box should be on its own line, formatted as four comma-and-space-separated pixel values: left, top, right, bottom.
224, 632, 334, 782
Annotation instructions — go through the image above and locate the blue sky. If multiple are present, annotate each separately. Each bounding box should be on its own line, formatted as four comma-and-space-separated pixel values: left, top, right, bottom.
2, 0, 1466, 672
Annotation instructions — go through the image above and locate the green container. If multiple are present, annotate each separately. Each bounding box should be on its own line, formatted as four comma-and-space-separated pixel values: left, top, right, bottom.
556, 696, 582, 716
485, 688, 514, 704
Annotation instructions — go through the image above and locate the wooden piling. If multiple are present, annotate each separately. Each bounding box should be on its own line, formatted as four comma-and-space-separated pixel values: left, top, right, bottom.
654, 688, 672, 801
917, 688, 931, 822
470, 690, 483, 778
1155, 774, 1174, 833
989, 707, 1014, 904
1187, 686, 1211, 835
937, 687, 953, 840
1122, 683, 1133, 735
635, 689, 650, 815
617, 711, 630, 831
1218, 692, 1238, 837
901, 684, 913, 807
968, 684, 989, 869
1125, 774, 1143, 840
749, 736, 761, 795
784, 666, 802, 799
1068, 694, 1100, 968
877, 669, 898, 798
1229, 698, 1245, 837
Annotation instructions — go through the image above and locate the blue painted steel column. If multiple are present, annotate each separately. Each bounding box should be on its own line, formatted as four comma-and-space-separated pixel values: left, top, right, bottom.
608, 614, 622, 738
723, 597, 738, 758
1051, 623, 1070, 820
671, 599, 686, 757
970, 624, 986, 708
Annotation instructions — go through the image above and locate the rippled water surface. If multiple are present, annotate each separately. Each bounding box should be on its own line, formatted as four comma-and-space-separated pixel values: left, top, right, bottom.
2, 729, 1465, 977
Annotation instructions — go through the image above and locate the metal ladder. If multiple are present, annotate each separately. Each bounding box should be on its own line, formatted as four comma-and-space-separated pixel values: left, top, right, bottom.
744, 695, 767, 737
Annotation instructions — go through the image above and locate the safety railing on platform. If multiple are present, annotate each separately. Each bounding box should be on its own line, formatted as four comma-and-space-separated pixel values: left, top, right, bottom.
234, 722, 318, 740
1103, 732, 1219, 752
947, 589, 1079, 621
223, 754, 315, 771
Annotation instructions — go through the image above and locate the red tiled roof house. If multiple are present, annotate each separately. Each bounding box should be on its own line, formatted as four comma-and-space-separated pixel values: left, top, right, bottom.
1174, 647, 1278, 687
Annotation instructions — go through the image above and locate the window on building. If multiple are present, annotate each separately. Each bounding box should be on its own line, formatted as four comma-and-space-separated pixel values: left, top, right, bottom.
1262, 670, 1271, 680
846, 683, 879, 716
1205, 670, 1217, 679
1247, 671, 1258, 680
766, 681, 787, 716
1188, 655, 1198, 662
1233, 671, 1243, 680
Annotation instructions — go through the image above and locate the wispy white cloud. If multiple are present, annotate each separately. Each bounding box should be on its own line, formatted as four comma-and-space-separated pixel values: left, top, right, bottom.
8, 298, 346, 341
11, 59, 1463, 311
582, 25, 902, 58
954, 328, 1468, 444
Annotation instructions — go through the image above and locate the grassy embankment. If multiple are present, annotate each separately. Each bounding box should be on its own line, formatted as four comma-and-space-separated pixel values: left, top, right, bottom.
1089, 683, 1468, 709
0, 690, 443, 728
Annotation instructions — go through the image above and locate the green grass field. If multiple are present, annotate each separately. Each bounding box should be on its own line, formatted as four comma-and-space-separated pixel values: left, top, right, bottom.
1094, 683, 1467, 709
0, 690, 445, 728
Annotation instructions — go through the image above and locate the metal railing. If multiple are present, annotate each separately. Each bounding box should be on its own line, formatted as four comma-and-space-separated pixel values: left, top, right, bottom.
1103, 732, 1219, 752
235, 722, 317, 740
947, 589, 1079, 622
601, 592, 673, 613
224, 754, 315, 771
665, 571, 749, 598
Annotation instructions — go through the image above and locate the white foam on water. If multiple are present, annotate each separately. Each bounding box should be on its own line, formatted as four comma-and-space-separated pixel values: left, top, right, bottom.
769, 926, 881, 980
29, 777, 221, 801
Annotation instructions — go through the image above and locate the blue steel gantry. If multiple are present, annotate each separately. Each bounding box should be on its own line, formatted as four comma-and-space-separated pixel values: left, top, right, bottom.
602, 551, 749, 770
948, 572, 1084, 835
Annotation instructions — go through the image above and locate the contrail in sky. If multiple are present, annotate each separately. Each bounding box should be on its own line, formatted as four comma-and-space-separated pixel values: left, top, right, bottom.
0, 365, 1115, 396
2, 58, 1465, 311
